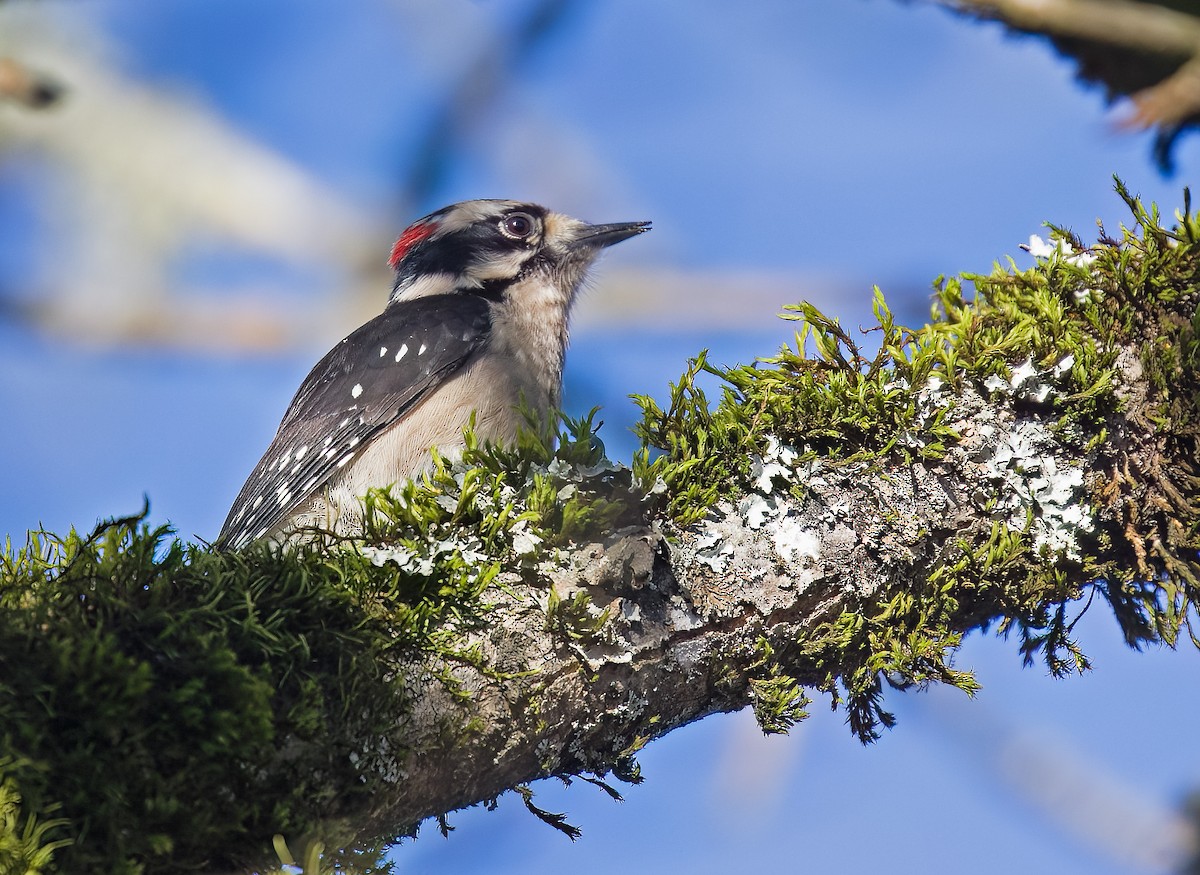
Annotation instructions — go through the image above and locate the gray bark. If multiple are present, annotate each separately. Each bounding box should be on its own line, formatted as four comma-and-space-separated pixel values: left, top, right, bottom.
358, 373, 1091, 830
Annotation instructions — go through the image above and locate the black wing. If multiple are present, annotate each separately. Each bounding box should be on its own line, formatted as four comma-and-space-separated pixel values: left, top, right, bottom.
218, 293, 492, 549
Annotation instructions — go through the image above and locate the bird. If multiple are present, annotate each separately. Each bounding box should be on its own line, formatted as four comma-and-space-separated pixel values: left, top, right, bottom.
218, 199, 650, 549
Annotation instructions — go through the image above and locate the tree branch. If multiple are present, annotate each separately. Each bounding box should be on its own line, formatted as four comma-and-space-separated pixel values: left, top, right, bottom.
940, 0, 1200, 57
932, 0, 1200, 169
3, 184, 1199, 874
0, 57, 62, 109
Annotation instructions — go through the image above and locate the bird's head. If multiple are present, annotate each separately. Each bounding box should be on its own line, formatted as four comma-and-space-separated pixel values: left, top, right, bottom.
387, 199, 650, 305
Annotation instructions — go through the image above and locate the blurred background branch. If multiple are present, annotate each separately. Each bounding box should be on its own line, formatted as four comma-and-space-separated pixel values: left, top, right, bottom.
398, 0, 578, 213
0, 8, 380, 349
933, 0, 1200, 171
0, 56, 62, 108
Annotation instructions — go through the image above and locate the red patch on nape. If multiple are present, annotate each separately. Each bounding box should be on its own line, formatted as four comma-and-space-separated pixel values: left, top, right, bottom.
388, 221, 438, 269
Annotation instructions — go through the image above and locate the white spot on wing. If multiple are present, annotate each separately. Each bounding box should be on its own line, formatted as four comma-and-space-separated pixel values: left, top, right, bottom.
352, 383, 363, 399
395, 343, 408, 362
337, 452, 355, 468
418, 343, 427, 355
380, 346, 388, 357
253, 496, 263, 509
296, 445, 308, 461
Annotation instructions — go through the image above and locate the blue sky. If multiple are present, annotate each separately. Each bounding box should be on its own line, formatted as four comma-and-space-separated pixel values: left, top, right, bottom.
1, 2, 1198, 873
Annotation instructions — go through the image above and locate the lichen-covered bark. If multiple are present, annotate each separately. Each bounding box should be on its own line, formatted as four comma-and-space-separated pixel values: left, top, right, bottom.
358, 364, 1159, 831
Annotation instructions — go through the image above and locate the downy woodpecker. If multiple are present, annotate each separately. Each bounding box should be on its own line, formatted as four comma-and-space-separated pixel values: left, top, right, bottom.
219, 199, 649, 549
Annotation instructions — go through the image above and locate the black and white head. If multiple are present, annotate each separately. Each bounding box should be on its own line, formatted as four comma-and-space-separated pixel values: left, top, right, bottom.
387, 199, 650, 307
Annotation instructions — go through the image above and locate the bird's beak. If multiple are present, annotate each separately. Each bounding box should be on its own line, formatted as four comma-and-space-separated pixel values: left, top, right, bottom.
574, 220, 652, 249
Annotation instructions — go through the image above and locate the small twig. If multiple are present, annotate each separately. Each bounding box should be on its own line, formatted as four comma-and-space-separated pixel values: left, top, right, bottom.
1125, 54, 1200, 129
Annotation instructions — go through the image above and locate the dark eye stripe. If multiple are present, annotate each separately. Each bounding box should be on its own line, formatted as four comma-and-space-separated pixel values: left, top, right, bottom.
395, 214, 539, 280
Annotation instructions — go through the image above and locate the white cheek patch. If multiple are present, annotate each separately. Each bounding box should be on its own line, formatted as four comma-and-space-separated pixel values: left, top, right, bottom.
391, 272, 457, 302
464, 249, 530, 282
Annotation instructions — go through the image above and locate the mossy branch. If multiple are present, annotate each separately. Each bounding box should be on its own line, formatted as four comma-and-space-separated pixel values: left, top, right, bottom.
3, 181, 1200, 874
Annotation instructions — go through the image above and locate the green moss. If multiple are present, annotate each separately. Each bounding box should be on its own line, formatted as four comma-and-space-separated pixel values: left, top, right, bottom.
747, 639, 811, 735
0, 763, 70, 875
0, 411, 665, 872
633, 291, 962, 525
359, 408, 659, 554
545, 589, 612, 648
639, 180, 1200, 739
0, 517, 422, 873
749, 576, 983, 744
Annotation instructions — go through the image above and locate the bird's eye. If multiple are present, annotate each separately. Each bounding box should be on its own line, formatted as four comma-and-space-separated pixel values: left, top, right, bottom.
501, 212, 535, 239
